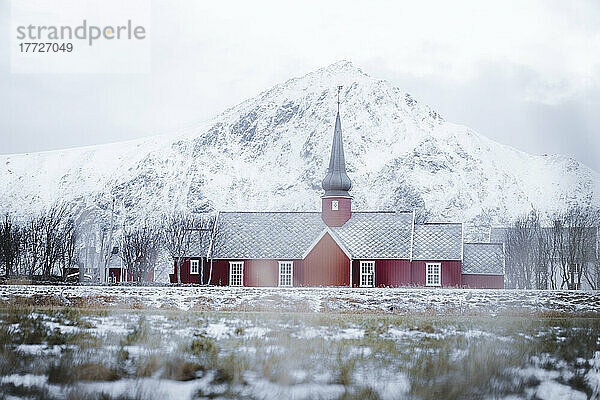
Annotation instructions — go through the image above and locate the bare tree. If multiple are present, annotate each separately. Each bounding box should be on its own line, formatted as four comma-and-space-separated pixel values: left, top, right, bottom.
547, 223, 562, 290
161, 211, 195, 283
198, 214, 218, 285
0, 214, 21, 279
39, 203, 69, 278
551, 206, 598, 290
120, 223, 160, 283
504, 211, 540, 289
207, 214, 221, 285
21, 215, 45, 278
72, 200, 119, 283
584, 222, 600, 290
59, 218, 79, 280
533, 225, 550, 289
99, 199, 117, 282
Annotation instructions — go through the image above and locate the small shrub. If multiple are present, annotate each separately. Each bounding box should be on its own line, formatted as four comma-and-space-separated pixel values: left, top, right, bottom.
135, 354, 161, 377
189, 335, 219, 356
161, 357, 204, 381
15, 316, 47, 345
123, 316, 149, 346
339, 387, 380, 400
334, 354, 357, 386
0, 382, 55, 400
410, 323, 435, 334
47, 360, 76, 384
77, 362, 121, 382
211, 353, 247, 385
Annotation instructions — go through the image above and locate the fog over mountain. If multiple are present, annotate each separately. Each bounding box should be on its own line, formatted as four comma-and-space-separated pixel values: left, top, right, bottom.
1, 61, 598, 235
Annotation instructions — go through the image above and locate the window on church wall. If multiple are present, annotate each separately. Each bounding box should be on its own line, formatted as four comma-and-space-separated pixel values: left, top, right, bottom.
229, 261, 244, 287
360, 261, 374, 287
190, 260, 199, 274
426, 263, 441, 286
332, 200, 339, 211
278, 261, 293, 287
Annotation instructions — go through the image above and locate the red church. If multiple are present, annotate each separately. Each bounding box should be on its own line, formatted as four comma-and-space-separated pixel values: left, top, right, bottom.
170, 99, 505, 289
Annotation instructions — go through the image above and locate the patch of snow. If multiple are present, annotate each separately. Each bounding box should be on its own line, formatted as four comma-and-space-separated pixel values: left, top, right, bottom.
205, 321, 233, 339
534, 381, 587, 400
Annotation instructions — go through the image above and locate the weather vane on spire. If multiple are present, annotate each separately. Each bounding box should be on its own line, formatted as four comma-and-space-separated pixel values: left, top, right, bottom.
337, 85, 343, 112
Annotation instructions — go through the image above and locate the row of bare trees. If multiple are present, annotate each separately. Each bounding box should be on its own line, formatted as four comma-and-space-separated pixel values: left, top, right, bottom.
0, 205, 219, 284
0, 204, 78, 281
504, 206, 600, 290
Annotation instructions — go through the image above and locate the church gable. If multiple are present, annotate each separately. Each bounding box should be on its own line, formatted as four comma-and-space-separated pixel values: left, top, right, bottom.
302, 232, 350, 286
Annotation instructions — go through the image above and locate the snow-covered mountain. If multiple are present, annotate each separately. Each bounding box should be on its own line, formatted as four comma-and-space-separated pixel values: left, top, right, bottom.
1, 61, 598, 232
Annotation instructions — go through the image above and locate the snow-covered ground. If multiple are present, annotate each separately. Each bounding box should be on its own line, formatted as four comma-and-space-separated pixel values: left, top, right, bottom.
0, 304, 599, 399
1, 285, 600, 315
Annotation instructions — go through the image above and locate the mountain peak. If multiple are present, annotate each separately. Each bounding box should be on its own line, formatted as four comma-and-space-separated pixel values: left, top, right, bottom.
323, 60, 360, 72
298, 60, 370, 87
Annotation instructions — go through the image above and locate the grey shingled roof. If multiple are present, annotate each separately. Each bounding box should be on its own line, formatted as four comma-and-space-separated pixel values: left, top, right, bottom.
334, 212, 413, 259
463, 243, 504, 275
211, 212, 323, 259
209, 211, 414, 260
412, 223, 463, 260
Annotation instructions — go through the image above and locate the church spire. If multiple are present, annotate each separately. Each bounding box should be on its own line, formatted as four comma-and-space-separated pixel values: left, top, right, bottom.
322, 86, 352, 197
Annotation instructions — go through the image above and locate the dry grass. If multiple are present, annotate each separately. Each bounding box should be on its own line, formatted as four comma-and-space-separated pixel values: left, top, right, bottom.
0, 302, 598, 399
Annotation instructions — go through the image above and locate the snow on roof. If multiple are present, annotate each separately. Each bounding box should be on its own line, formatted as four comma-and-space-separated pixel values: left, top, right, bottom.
189, 212, 503, 267
209, 211, 414, 260
212, 212, 323, 259
412, 223, 463, 261
462, 242, 504, 275
334, 211, 413, 259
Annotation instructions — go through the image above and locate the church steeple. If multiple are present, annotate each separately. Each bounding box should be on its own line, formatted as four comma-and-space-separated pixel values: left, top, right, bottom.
321, 86, 352, 227
322, 86, 352, 197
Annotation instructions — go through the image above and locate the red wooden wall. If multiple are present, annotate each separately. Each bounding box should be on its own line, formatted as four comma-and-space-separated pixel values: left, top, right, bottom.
351, 260, 412, 287
243, 259, 277, 286
410, 260, 462, 287
242, 259, 297, 287
302, 233, 350, 286
171, 257, 465, 288
170, 258, 509, 290
208, 260, 229, 286
461, 274, 504, 289
170, 258, 211, 284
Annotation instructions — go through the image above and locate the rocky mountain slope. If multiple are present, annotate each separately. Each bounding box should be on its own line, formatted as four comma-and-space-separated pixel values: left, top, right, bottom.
1, 61, 598, 233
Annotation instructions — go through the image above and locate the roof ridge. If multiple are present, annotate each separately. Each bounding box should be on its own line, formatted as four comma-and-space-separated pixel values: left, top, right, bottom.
353, 211, 400, 214
219, 211, 321, 214
421, 222, 462, 225
218, 210, 413, 214
464, 242, 504, 245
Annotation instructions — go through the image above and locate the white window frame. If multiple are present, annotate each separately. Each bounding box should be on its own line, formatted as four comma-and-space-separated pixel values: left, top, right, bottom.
278, 261, 293, 287
425, 262, 441, 287
229, 261, 244, 287
190, 259, 199, 275
359, 261, 375, 288
331, 200, 339, 211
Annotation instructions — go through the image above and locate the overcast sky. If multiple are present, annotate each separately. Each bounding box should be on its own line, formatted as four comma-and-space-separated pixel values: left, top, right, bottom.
1, 0, 599, 171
